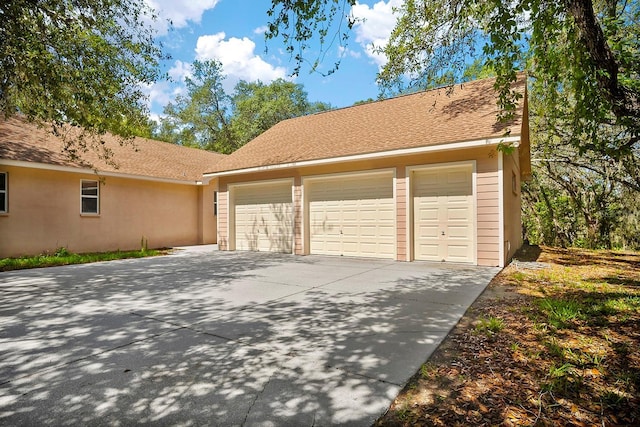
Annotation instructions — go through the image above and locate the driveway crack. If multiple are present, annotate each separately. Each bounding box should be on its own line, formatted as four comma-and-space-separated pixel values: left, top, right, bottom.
242, 371, 273, 426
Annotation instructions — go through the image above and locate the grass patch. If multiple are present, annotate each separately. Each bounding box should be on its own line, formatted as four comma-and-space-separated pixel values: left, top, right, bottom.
375, 245, 640, 426
474, 316, 505, 338
0, 247, 168, 271
537, 297, 585, 329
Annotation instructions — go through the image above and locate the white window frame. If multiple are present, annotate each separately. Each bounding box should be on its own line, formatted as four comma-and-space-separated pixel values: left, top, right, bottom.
80, 179, 100, 214
213, 191, 218, 216
0, 172, 7, 213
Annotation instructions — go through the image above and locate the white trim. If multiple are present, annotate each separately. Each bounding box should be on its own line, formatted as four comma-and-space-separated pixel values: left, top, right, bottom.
302, 168, 395, 183
227, 177, 294, 189
407, 160, 477, 265
204, 136, 521, 178
0, 159, 202, 186
225, 185, 230, 250
80, 179, 100, 215
0, 171, 7, 213
291, 182, 297, 255
404, 168, 411, 262
302, 168, 396, 260
392, 169, 398, 261
300, 179, 306, 255
472, 164, 479, 265
228, 178, 295, 253
498, 151, 505, 267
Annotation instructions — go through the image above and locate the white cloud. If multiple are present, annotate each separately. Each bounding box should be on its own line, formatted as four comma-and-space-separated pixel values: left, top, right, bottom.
144, 0, 220, 35
195, 32, 287, 88
141, 81, 172, 110
253, 25, 269, 35
338, 45, 362, 59
168, 60, 193, 82
351, 0, 402, 67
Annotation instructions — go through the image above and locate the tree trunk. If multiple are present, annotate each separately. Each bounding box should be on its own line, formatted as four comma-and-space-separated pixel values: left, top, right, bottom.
566, 0, 640, 138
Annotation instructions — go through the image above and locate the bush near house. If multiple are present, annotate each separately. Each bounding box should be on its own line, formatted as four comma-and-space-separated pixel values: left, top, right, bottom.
376, 245, 640, 426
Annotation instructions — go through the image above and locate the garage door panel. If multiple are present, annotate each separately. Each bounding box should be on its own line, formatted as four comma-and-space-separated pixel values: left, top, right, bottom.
447, 246, 472, 261
309, 174, 395, 259
418, 225, 439, 239
413, 166, 475, 263
448, 225, 472, 239
234, 182, 293, 253
416, 206, 439, 221
417, 243, 439, 258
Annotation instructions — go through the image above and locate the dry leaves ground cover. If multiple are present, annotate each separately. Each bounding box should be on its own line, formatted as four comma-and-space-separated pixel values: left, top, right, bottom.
375, 246, 640, 426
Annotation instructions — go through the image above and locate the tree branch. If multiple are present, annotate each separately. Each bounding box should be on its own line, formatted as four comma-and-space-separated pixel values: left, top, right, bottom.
566, 0, 640, 129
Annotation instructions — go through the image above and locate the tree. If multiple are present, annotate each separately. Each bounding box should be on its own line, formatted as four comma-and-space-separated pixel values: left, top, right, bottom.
159, 60, 236, 153
266, 0, 639, 158
158, 66, 331, 153
522, 78, 640, 249
231, 79, 330, 146
1, 0, 164, 160
265, 0, 358, 76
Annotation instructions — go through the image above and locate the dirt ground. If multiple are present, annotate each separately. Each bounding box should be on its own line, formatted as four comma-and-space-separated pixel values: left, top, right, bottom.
375, 245, 640, 426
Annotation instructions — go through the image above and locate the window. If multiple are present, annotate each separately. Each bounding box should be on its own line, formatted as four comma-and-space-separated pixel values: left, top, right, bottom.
213, 191, 218, 215
512, 171, 518, 195
81, 180, 99, 214
0, 172, 7, 213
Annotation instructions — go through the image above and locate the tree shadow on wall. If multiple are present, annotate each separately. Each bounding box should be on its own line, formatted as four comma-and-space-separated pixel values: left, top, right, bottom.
242, 203, 293, 253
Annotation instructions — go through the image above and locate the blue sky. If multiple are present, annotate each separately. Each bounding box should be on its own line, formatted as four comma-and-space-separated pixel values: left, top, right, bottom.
143, 0, 402, 119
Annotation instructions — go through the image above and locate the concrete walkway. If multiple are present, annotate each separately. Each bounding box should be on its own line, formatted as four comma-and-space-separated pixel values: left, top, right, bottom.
0, 249, 499, 426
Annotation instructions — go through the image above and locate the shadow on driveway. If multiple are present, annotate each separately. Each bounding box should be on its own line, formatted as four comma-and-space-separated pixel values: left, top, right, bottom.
0, 250, 498, 425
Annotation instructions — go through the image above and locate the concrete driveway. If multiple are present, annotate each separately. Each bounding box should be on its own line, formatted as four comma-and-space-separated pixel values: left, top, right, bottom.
0, 247, 499, 426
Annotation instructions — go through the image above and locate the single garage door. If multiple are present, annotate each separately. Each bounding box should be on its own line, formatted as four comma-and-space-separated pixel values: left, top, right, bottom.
413, 165, 475, 263
233, 181, 293, 253
308, 173, 395, 258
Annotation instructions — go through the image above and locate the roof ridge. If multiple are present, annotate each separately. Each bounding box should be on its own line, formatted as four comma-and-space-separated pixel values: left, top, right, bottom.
131, 134, 227, 157
295, 73, 508, 121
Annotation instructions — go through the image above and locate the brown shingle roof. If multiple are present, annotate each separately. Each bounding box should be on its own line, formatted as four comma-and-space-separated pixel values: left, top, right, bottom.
207, 74, 527, 174
0, 117, 226, 182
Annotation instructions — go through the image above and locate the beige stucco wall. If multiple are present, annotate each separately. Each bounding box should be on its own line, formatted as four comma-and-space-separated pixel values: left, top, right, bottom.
216, 146, 505, 266
0, 165, 216, 257
198, 182, 218, 245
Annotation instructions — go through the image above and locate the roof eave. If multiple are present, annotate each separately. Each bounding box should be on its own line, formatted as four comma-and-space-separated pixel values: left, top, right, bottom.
203, 135, 522, 178
0, 159, 204, 185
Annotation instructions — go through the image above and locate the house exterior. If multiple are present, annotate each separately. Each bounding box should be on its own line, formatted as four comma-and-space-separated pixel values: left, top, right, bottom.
204, 75, 531, 267
0, 117, 226, 258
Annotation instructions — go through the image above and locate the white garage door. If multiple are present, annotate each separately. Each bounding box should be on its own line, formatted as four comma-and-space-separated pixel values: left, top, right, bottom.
308, 173, 395, 259
413, 165, 475, 263
233, 181, 293, 253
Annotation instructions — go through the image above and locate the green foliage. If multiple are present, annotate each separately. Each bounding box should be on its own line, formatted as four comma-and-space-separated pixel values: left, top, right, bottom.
380, 0, 640, 156
537, 298, 585, 329
0, 248, 165, 271
475, 316, 505, 337
54, 247, 71, 258
157, 64, 330, 153
231, 79, 330, 146
158, 60, 236, 153
265, 0, 357, 76
0, 0, 164, 142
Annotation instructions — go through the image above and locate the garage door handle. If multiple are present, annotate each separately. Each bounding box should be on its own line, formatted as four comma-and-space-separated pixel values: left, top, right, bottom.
441, 231, 445, 236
